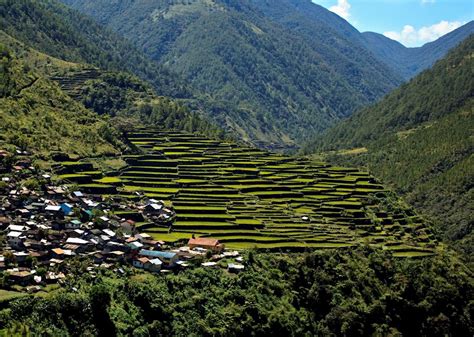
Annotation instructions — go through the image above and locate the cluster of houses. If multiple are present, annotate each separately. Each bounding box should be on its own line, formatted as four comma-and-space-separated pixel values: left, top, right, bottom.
0, 151, 244, 290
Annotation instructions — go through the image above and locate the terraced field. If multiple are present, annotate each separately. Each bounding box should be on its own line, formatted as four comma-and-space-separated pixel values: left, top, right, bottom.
60, 130, 436, 255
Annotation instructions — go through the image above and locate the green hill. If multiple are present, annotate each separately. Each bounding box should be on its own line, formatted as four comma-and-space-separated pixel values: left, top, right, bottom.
59, 0, 403, 149
78, 71, 226, 139
0, 44, 124, 159
304, 36, 474, 256
0, 26, 226, 143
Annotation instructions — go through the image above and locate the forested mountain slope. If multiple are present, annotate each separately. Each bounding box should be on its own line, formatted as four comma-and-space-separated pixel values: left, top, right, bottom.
59, 0, 402, 148
0, 0, 189, 98
363, 21, 474, 79
0, 30, 226, 144
304, 36, 474, 257
0, 44, 124, 159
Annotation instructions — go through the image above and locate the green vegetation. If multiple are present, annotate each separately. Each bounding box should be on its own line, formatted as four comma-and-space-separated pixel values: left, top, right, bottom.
80, 72, 225, 139
362, 22, 474, 79
0, 0, 189, 98
1, 248, 472, 336
304, 36, 474, 260
0, 45, 125, 158
61, 0, 403, 149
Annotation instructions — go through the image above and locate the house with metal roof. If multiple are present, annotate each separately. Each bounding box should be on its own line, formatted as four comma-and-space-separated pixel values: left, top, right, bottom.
138, 249, 179, 267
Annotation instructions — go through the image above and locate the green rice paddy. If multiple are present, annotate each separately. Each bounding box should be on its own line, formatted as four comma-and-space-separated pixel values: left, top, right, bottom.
60, 129, 436, 256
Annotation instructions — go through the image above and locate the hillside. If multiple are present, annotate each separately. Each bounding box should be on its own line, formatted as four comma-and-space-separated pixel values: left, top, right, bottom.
78, 71, 226, 139
0, 44, 125, 159
304, 36, 474, 256
0, 27, 226, 143
363, 21, 474, 79
59, 0, 403, 148
0, 0, 189, 98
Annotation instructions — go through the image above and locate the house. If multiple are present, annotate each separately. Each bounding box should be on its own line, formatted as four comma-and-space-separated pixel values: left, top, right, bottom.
7, 270, 33, 286
105, 251, 125, 263
69, 229, 85, 238
102, 229, 116, 238
51, 248, 66, 259
13, 251, 30, 263
105, 241, 128, 252
72, 191, 84, 198
120, 219, 135, 234
7, 231, 24, 248
80, 209, 93, 221
145, 203, 162, 214
7, 224, 28, 232
60, 203, 74, 215
65, 238, 89, 245
128, 241, 144, 251
65, 220, 82, 229
135, 233, 152, 242
138, 250, 179, 268
228, 263, 245, 273
93, 253, 105, 264
145, 258, 162, 273
45, 205, 63, 219
50, 248, 75, 262
45, 205, 62, 212
188, 238, 225, 253
133, 257, 149, 269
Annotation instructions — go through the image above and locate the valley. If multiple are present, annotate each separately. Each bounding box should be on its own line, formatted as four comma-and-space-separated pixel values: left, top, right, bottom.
0, 0, 472, 335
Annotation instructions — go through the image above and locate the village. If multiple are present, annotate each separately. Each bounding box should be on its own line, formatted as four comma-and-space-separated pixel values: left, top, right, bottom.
0, 149, 244, 292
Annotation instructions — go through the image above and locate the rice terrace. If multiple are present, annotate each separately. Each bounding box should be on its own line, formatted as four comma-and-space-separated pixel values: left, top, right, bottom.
58, 129, 436, 257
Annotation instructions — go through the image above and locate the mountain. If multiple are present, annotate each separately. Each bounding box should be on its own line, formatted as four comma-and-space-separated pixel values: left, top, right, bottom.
304, 36, 474, 257
59, 0, 404, 149
362, 21, 474, 79
0, 0, 226, 142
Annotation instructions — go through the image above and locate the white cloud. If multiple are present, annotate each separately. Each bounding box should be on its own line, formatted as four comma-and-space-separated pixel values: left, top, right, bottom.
329, 0, 351, 20
421, 0, 436, 4
383, 20, 464, 47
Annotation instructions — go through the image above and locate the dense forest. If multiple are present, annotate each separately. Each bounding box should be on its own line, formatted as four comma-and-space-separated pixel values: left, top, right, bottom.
60, 0, 473, 149
0, 1, 473, 336
1, 248, 472, 336
304, 36, 474, 259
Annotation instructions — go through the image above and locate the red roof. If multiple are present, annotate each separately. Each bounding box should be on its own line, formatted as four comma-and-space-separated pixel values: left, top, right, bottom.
137, 257, 149, 264
188, 238, 220, 247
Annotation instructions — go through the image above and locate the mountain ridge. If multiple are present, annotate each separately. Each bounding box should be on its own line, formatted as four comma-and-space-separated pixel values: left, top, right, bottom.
362, 21, 474, 79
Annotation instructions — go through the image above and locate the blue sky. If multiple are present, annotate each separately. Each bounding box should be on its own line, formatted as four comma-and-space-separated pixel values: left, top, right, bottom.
312, 0, 473, 47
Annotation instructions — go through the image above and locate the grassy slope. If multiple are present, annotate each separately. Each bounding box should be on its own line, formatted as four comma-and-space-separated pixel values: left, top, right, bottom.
304, 36, 474, 256
0, 44, 124, 159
